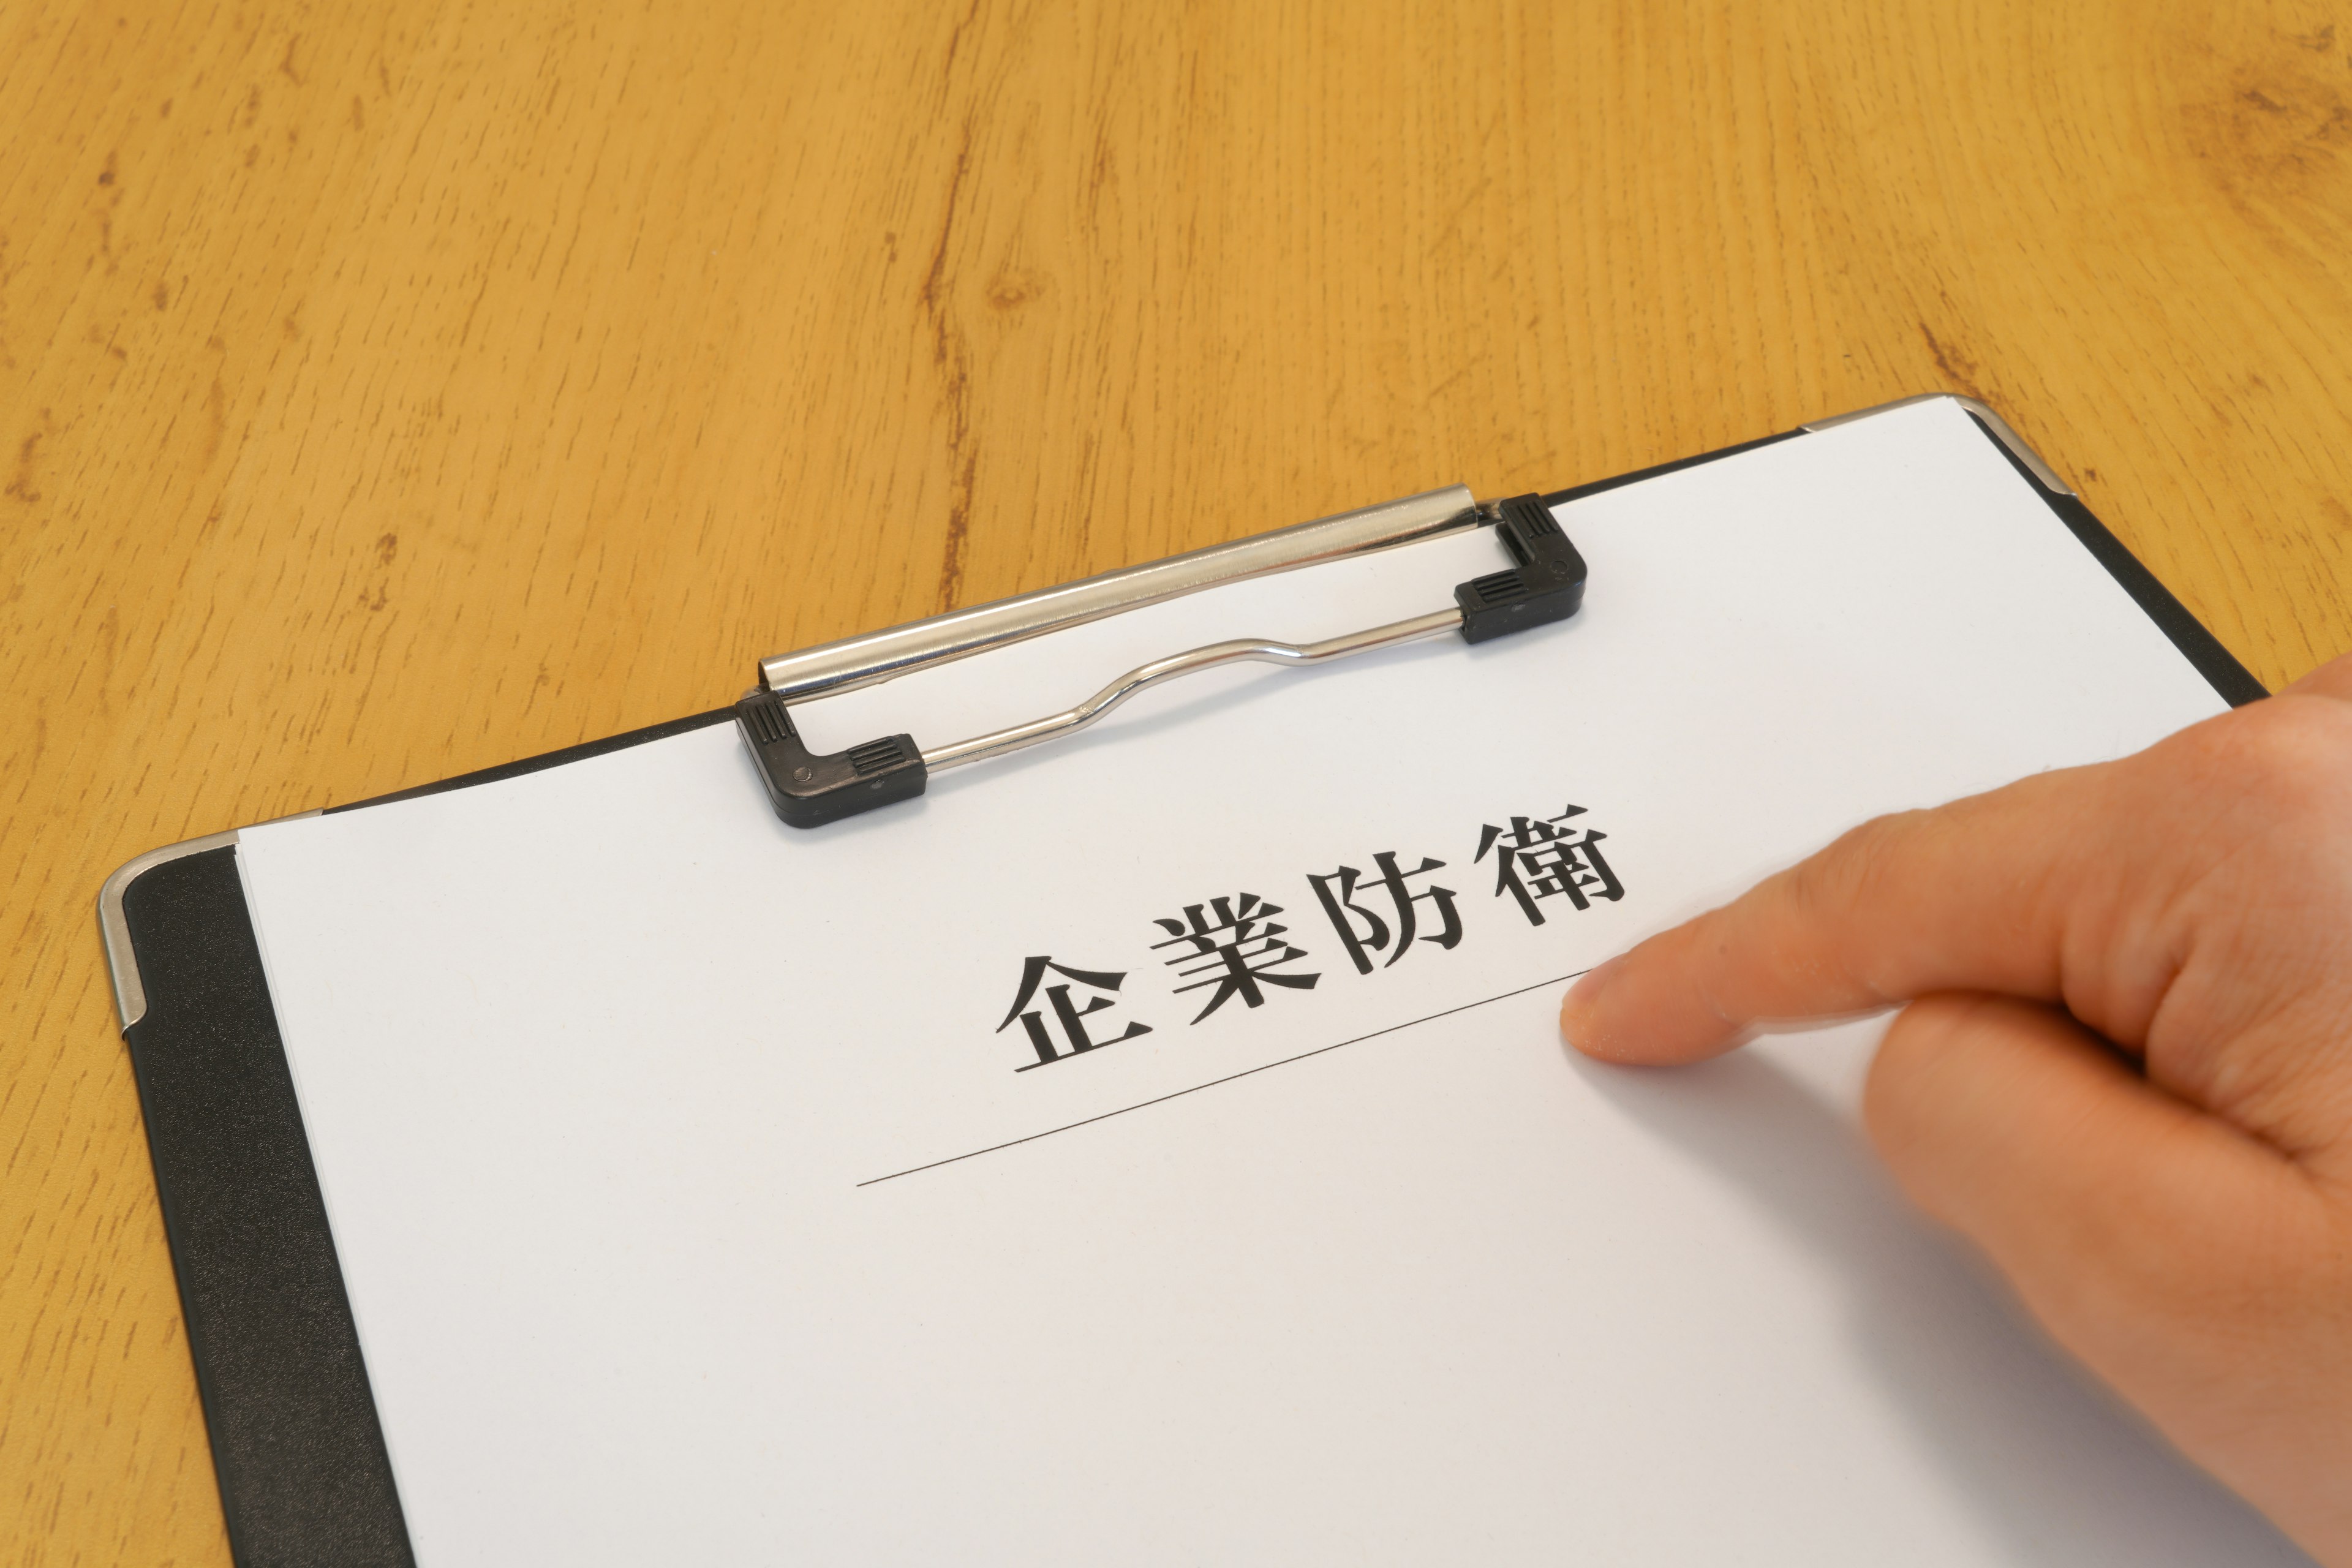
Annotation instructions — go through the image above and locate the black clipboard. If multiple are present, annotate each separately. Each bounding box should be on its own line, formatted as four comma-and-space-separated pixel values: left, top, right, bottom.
97, 394, 2264, 1566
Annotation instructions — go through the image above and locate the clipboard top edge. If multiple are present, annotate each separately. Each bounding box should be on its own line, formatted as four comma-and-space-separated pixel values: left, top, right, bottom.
1804, 391, 2076, 497
100, 813, 320, 1031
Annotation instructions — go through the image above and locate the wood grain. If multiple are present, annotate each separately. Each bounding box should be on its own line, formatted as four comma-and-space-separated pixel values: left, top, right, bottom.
4, 1, 2347, 1559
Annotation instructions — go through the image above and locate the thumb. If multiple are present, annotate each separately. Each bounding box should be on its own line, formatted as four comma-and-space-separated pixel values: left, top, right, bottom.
1865, 994, 2282, 1298
1864, 992, 2334, 1523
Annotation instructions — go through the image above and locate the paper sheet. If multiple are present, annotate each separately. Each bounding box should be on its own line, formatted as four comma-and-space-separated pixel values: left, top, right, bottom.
235, 398, 2305, 1564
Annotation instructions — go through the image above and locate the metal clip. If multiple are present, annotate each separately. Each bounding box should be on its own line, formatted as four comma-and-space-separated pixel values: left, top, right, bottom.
739, 490, 1585, 827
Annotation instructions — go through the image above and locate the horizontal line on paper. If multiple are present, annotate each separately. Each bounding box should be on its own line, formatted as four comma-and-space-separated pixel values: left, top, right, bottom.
856, 970, 1590, 1188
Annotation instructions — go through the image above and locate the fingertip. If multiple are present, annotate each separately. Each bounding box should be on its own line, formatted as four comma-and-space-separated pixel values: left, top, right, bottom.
1558, 940, 1757, 1066
1559, 959, 1622, 1058
1552, 959, 1608, 1053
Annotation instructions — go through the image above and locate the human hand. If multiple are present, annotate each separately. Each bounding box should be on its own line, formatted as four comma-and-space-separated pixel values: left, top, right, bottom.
1560, 651, 2352, 1563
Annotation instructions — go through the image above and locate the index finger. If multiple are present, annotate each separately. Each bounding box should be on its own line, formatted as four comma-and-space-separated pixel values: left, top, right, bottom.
1558, 758, 2132, 1066
1558, 649, 2352, 1067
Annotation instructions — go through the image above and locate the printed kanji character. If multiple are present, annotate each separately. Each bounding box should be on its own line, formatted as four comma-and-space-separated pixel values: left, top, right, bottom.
1150, 894, 1321, 1023
1475, 805, 1624, 925
996, 957, 1153, 1071
1306, 851, 1463, 974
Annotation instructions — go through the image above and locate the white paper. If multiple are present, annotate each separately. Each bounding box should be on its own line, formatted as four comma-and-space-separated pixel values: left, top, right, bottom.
235, 398, 2304, 1564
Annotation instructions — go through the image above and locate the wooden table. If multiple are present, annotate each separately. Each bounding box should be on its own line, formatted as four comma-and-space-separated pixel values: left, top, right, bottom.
5, 2, 2346, 1559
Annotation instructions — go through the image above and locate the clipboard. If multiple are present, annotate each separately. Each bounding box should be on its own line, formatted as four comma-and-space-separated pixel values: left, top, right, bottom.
97, 393, 2268, 1567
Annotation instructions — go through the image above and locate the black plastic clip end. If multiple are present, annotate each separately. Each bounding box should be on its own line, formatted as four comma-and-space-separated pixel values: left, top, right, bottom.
736, 691, 927, 827
1454, 494, 1588, 644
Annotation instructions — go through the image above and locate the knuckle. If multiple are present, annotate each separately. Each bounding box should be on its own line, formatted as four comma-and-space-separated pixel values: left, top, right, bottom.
2176, 696, 2352, 822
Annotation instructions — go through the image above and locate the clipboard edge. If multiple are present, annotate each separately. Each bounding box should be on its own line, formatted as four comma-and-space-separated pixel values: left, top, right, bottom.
1804, 391, 2077, 496
99, 708, 734, 1033
1553, 389, 2263, 711
116, 844, 417, 1568
100, 826, 241, 1031
1912, 393, 2269, 708
101, 812, 327, 1031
